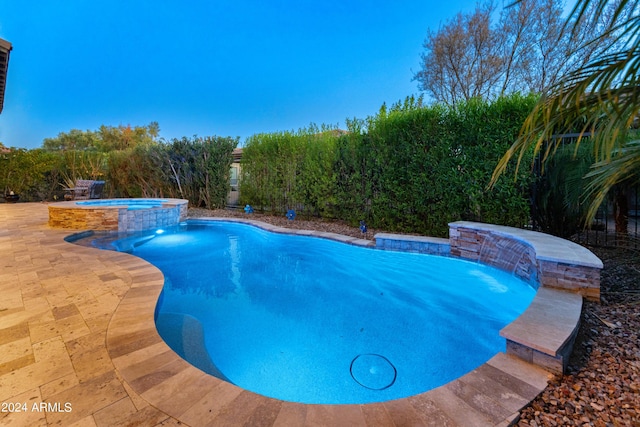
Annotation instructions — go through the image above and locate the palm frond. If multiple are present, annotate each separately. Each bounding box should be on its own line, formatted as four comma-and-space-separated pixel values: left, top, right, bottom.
583, 137, 640, 222
491, 0, 639, 224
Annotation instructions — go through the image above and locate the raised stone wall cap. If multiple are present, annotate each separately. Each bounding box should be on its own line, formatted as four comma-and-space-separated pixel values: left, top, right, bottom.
500, 287, 583, 356
449, 221, 603, 269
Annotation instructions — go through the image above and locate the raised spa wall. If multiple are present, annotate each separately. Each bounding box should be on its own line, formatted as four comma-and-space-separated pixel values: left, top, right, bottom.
48, 198, 189, 232
375, 220, 603, 375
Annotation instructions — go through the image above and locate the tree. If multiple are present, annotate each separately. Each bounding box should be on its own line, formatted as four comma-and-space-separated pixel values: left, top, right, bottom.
42, 129, 100, 151
414, 2, 501, 105
414, 0, 621, 105
491, 0, 639, 227
42, 122, 160, 152
498, 0, 567, 95
96, 123, 159, 151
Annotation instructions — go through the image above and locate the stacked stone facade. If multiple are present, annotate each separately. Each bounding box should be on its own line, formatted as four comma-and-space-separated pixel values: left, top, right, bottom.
375, 233, 450, 255
48, 199, 188, 232
538, 260, 601, 301
449, 226, 539, 286
48, 207, 119, 230
449, 222, 600, 301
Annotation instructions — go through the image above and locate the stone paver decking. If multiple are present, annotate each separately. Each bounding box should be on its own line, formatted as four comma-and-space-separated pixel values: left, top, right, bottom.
1, 203, 571, 426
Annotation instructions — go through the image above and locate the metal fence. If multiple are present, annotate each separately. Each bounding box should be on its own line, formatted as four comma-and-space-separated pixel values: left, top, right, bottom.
572, 185, 640, 249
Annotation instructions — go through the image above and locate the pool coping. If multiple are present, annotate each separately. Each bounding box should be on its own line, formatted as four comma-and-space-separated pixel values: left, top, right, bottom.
48, 198, 188, 211
105, 217, 558, 426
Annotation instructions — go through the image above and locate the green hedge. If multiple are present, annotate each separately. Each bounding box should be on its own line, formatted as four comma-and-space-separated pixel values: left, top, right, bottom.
239, 126, 338, 216
107, 136, 237, 208
0, 148, 63, 201
240, 94, 537, 236
4, 95, 537, 238
3, 136, 237, 209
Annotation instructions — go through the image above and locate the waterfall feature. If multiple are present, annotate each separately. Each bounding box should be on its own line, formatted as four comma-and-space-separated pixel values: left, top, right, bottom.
477, 233, 538, 285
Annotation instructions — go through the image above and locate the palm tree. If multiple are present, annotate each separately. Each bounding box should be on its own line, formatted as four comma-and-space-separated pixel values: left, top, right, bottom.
491, 0, 639, 227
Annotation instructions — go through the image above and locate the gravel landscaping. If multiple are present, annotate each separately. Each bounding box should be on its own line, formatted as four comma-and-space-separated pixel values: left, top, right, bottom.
190, 208, 640, 426
517, 246, 639, 427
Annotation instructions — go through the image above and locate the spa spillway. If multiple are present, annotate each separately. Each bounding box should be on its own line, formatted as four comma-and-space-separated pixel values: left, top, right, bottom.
48, 198, 188, 232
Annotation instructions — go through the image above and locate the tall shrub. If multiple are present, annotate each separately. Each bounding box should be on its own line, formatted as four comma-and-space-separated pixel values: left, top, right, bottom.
195, 136, 238, 209
0, 148, 63, 201
332, 125, 373, 219
107, 144, 167, 198
162, 136, 237, 208
294, 130, 339, 216
446, 95, 535, 228
106, 136, 236, 207
239, 126, 338, 215
333, 94, 536, 236
532, 142, 595, 237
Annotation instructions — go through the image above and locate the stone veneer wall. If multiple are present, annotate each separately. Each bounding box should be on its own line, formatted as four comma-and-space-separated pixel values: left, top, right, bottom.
48, 199, 188, 232
449, 226, 539, 287
49, 207, 120, 230
375, 233, 450, 255
118, 205, 187, 232
449, 222, 600, 301
537, 260, 601, 301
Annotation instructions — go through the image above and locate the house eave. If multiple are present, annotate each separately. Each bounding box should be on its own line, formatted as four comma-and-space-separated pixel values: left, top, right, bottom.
0, 38, 13, 115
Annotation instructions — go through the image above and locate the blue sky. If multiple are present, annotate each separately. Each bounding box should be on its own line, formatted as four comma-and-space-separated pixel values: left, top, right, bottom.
0, 0, 480, 149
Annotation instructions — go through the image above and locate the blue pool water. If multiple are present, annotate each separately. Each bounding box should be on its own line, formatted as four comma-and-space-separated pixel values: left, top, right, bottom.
77, 220, 536, 404
76, 198, 167, 210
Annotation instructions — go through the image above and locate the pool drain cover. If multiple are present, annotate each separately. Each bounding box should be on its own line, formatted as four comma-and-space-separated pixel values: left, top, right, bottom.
350, 354, 397, 390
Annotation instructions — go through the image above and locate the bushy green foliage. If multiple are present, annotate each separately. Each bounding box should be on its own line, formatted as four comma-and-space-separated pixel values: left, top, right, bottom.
6, 96, 536, 238
0, 148, 63, 201
42, 122, 160, 152
3, 133, 236, 207
239, 125, 338, 215
241, 94, 536, 236
531, 142, 595, 237
60, 150, 108, 181
333, 96, 535, 236
163, 136, 238, 209
107, 136, 237, 208
106, 144, 166, 198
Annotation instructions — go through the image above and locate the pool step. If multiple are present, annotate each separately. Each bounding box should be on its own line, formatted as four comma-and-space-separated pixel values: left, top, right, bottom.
500, 287, 583, 375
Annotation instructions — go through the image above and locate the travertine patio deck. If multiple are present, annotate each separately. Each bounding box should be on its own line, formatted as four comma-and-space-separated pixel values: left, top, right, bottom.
0, 203, 555, 426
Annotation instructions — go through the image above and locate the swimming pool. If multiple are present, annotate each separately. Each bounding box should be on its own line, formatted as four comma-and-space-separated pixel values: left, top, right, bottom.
75, 220, 536, 404
76, 198, 168, 210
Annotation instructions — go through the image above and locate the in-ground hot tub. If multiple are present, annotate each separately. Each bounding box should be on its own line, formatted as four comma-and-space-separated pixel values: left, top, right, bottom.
48, 198, 188, 232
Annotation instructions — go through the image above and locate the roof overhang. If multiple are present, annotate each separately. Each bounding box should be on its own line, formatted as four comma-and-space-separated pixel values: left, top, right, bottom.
0, 38, 13, 114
